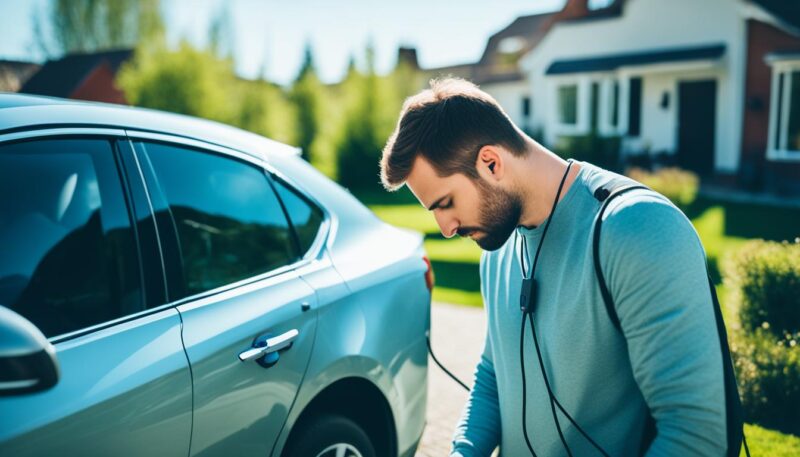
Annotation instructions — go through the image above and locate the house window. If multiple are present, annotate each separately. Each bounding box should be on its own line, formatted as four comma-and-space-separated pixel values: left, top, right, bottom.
522, 96, 531, 118
590, 82, 600, 132
558, 84, 578, 125
628, 77, 642, 136
769, 66, 800, 160
610, 81, 620, 128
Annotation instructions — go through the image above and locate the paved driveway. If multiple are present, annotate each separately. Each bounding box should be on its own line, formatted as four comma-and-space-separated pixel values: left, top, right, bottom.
415, 302, 487, 457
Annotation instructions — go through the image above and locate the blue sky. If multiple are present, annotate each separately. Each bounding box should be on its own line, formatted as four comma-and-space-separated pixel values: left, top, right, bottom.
0, 0, 610, 86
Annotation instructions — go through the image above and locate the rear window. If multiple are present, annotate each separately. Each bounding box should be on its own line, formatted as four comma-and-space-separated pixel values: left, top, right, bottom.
273, 179, 324, 256
139, 141, 297, 297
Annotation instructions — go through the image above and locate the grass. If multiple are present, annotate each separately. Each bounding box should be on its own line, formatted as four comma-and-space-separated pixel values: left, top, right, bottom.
742, 423, 800, 456
371, 205, 441, 235
363, 190, 800, 454
424, 237, 483, 263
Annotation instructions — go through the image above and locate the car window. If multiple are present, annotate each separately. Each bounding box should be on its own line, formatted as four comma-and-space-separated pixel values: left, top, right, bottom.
272, 179, 324, 256
139, 142, 297, 297
0, 138, 142, 338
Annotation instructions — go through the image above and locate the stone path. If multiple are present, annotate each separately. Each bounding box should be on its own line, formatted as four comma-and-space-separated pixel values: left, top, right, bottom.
415, 302, 487, 457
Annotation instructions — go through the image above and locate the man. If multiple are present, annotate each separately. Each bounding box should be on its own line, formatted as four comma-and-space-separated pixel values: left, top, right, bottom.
380, 78, 728, 456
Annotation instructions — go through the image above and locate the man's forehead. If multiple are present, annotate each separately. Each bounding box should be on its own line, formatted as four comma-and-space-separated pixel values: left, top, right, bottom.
406, 156, 446, 206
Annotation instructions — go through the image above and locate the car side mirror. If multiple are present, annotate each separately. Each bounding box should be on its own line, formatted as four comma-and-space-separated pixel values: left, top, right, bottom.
0, 306, 59, 396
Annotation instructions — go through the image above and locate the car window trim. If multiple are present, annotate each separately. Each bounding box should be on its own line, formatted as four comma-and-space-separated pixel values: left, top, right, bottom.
268, 173, 330, 262
117, 138, 170, 307
0, 127, 128, 144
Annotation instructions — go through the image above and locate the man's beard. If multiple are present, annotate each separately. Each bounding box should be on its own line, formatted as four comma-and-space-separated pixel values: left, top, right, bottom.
458, 180, 522, 251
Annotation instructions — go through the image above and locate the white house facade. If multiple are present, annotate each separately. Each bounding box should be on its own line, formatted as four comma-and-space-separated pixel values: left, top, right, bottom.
522, 0, 753, 176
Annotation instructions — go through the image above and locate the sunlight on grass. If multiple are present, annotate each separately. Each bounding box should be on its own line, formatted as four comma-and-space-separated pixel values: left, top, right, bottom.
370, 204, 438, 234
742, 423, 800, 456
692, 205, 747, 263
433, 287, 483, 307
424, 238, 483, 263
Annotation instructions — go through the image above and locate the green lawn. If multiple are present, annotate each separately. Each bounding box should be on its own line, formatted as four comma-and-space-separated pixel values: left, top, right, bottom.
366, 194, 800, 455
742, 423, 800, 457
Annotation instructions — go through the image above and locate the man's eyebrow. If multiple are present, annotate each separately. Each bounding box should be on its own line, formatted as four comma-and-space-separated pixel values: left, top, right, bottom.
427, 195, 448, 211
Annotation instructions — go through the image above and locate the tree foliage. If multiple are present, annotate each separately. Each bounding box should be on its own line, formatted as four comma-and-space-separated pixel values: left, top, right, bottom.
118, 41, 236, 124
290, 43, 322, 162
35, 0, 164, 56
336, 42, 421, 190
116, 19, 421, 187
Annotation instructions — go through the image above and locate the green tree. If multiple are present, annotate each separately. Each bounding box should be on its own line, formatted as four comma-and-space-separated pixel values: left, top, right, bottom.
34, 0, 164, 56
290, 43, 322, 162
336, 43, 383, 189
335, 43, 422, 189
235, 77, 296, 145
117, 41, 235, 123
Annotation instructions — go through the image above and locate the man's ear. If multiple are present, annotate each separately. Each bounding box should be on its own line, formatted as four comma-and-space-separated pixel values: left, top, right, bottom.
476, 145, 504, 182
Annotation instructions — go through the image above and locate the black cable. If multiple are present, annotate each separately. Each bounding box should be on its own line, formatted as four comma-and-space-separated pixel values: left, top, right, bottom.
520, 316, 539, 457
519, 160, 574, 456
426, 331, 470, 392
551, 393, 610, 457
518, 159, 612, 457
527, 311, 573, 456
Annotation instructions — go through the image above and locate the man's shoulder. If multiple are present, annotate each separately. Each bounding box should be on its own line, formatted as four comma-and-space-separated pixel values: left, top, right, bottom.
599, 187, 704, 265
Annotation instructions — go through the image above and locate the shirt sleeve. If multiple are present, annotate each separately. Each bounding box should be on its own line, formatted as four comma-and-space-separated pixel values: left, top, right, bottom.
601, 194, 727, 456
451, 253, 501, 457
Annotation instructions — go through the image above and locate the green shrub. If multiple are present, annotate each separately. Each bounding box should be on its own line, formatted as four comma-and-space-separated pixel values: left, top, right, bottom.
625, 167, 699, 212
731, 328, 800, 435
554, 132, 621, 171
723, 239, 800, 336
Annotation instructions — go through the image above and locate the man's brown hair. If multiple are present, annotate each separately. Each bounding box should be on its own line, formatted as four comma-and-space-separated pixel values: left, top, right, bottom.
380, 77, 527, 191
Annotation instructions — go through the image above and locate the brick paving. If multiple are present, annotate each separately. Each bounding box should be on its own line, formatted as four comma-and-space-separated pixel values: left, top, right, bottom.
415, 302, 487, 457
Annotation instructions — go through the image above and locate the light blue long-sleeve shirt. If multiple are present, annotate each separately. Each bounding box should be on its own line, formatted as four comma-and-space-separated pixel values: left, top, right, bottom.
451, 161, 727, 456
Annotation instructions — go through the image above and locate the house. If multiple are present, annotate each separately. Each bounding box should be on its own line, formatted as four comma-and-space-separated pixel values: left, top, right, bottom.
20, 49, 133, 105
521, 0, 800, 194
416, 12, 557, 132
0, 60, 41, 92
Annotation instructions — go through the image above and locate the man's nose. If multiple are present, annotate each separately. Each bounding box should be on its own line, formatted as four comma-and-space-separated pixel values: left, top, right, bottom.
433, 211, 458, 239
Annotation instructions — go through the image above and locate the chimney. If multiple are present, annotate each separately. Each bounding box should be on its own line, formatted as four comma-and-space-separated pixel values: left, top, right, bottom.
560, 0, 591, 19
397, 46, 420, 70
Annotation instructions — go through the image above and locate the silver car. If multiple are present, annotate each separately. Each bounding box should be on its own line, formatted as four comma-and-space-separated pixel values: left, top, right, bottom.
0, 94, 430, 457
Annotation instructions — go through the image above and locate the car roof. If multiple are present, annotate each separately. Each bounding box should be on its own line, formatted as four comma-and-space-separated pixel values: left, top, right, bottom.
0, 93, 300, 161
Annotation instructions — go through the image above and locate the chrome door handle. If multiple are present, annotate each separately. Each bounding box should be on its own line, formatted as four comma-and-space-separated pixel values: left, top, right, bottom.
238, 329, 299, 362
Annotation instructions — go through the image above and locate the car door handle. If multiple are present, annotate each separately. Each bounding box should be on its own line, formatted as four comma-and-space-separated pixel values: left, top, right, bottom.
238, 329, 299, 362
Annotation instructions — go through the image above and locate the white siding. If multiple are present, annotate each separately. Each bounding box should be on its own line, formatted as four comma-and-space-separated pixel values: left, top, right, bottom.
522, 0, 748, 173
480, 80, 532, 131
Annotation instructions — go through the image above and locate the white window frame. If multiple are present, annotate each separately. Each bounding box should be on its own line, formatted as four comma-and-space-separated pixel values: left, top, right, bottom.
598, 77, 623, 136
767, 60, 800, 161
553, 79, 582, 134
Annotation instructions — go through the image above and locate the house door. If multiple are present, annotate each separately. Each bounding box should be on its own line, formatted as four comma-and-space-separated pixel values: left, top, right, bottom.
677, 80, 716, 175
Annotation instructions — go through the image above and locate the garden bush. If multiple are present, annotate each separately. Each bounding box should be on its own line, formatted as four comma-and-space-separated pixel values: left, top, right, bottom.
730, 328, 800, 435
724, 239, 800, 434
625, 167, 699, 212
723, 239, 800, 335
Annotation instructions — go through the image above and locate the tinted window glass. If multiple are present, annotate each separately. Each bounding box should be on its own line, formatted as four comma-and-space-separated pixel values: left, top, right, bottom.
0, 138, 141, 337
140, 142, 296, 296
273, 179, 324, 255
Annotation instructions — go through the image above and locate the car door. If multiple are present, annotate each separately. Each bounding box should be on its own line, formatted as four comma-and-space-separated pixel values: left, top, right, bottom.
0, 133, 192, 457
130, 137, 318, 456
